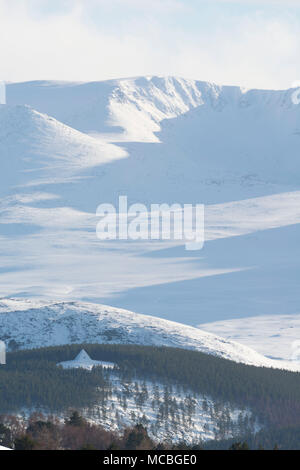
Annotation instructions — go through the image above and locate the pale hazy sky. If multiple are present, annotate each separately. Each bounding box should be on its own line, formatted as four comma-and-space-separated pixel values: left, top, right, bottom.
1, 0, 300, 89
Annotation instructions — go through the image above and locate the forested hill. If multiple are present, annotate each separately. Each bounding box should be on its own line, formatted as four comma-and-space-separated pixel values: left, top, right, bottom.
1, 343, 300, 443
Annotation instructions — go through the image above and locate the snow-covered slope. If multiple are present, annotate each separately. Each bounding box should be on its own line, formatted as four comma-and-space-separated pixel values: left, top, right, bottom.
2, 76, 300, 356
6, 77, 300, 204
7, 77, 216, 142
82, 375, 256, 444
199, 313, 300, 362
0, 104, 125, 198
7, 77, 299, 144
0, 298, 299, 371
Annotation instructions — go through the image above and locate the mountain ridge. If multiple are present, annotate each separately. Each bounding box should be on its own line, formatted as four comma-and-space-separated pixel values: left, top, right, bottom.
7, 76, 299, 143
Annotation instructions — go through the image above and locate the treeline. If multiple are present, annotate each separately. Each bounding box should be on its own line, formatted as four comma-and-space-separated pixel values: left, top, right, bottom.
2, 343, 300, 431
0, 411, 203, 450
0, 411, 289, 450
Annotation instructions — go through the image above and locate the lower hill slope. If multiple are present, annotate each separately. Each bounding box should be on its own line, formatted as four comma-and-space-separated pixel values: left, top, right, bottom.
2, 344, 300, 445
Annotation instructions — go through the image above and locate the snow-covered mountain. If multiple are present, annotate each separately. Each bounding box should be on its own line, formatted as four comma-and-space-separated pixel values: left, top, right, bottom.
0, 103, 126, 198
7, 77, 218, 142
6, 77, 300, 206
1, 76, 300, 360
0, 298, 299, 372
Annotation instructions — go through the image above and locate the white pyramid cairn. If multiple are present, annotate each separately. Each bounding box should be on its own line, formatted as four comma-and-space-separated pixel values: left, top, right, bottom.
74, 349, 92, 363
57, 349, 116, 371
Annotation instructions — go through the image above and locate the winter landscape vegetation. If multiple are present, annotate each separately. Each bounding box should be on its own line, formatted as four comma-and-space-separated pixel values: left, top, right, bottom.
1, 0, 300, 453
1, 77, 300, 450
